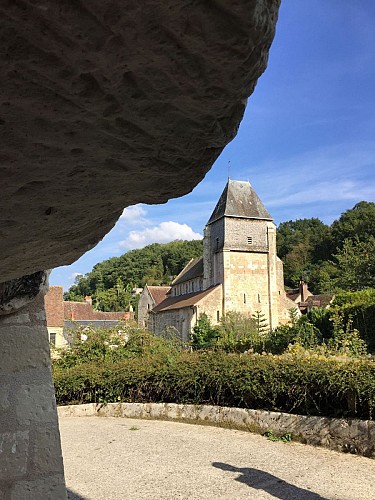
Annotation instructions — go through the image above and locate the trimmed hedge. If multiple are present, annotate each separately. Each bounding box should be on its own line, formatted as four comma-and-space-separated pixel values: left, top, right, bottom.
53, 352, 375, 420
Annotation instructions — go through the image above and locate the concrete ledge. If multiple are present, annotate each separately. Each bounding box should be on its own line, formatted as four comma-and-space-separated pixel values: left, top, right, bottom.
57, 403, 375, 458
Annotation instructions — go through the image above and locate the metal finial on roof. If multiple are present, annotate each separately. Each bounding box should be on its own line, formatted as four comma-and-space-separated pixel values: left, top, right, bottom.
228, 160, 231, 180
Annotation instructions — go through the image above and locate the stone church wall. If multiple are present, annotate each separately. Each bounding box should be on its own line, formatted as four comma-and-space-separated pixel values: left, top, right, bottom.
195, 286, 223, 325
203, 218, 224, 288
222, 250, 271, 321
151, 308, 195, 343
224, 217, 269, 252
151, 286, 223, 342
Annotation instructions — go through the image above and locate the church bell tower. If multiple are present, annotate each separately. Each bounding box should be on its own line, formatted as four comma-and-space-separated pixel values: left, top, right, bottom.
203, 179, 281, 329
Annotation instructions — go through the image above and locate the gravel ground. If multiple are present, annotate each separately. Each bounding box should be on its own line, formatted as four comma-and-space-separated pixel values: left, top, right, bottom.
59, 417, 375, 500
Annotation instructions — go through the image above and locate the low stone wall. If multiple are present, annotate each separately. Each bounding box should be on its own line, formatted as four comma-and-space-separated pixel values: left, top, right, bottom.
58, 402, 375, 458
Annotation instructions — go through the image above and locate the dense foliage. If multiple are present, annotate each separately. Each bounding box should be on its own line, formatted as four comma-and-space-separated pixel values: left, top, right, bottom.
64, 239, 203, 311
276, 201, 375, 292
53, 331, 375, 420
191, 306, 372, 356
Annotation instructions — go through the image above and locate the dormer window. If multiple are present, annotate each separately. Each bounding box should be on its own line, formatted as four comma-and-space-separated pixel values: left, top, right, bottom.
247, 236, 253, 245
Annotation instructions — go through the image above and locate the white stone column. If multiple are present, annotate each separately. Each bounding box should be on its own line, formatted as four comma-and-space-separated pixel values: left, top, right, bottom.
0, 294, 66, 499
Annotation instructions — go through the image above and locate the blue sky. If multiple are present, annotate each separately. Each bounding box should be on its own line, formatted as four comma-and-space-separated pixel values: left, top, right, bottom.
51, 1, 375, 291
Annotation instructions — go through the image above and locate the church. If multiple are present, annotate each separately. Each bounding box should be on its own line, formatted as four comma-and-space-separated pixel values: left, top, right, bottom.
138, 180, 296, 342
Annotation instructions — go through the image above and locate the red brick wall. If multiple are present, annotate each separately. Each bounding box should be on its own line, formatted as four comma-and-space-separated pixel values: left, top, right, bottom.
44, 286, 64, 327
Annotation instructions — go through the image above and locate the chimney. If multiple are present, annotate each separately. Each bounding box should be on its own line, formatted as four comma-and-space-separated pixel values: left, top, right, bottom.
299, 280, 308, 302
84, 295, 92, 306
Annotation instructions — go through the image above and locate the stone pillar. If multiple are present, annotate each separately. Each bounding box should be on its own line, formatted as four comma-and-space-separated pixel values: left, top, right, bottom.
0, 275, 66, 499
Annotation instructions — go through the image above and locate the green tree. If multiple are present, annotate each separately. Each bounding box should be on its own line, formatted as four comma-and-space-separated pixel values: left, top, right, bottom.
333, 236, 375, 291
331, 201, 375, 249
64, 240, 203, 309
277, 218, 331, 288
190, 314, 218, 350
252, 310, 269, 336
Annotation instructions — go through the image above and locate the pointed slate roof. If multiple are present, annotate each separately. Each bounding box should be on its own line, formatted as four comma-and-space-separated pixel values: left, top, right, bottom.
207, 179, 272, 225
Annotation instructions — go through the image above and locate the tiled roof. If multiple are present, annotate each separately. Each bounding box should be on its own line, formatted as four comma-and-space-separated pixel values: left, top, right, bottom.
147, 286, 171, 305
286, 289, 300, 302
207, 180, 272, 225
63, 301, 129, 321
172, 257, 203, 285
152, 285, 220, 312
307, 294, 333, 309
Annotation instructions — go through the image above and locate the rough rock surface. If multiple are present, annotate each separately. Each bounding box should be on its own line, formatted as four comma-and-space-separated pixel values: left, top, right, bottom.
0, 0, 280, 283
0, 271, 50, 315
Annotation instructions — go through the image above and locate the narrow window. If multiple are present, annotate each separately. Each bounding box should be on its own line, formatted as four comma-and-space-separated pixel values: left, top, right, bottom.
258, 293, 261, 303
247, 236, 253, 245
147, 303, 150, 310
216, 237, 219, 250
49, 332, 56, 346
192, 282, 194, 292
216, 310, 220, 322
243, 293, 246, 304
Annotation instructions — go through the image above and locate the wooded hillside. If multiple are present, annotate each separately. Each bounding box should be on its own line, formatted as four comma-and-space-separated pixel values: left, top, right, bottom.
64, 239, 203, 311
277, 201, 375, 292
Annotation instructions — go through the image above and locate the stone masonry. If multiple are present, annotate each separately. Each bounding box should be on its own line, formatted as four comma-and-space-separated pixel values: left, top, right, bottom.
0, 294, 66, 499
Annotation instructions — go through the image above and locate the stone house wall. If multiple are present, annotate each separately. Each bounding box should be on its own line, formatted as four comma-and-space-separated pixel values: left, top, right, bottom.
137, 287, 154, 329
44, 286, 67, 347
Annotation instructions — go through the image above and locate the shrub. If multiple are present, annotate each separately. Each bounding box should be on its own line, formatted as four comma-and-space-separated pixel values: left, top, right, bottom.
216, 311, 260, 352
330, 289, 375, 352
53, 351, 375, 420
53, 325, 179, 369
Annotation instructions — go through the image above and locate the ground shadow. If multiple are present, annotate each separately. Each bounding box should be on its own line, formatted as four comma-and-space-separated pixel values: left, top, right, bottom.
67, 488, 88, 500
212, 462, 328, 500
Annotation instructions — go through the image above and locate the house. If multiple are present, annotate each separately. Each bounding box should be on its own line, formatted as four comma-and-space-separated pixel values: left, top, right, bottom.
286, 281, 333, 314
137, 285, 171, 328
139, 179, 297, 342
44, 286, 134, 347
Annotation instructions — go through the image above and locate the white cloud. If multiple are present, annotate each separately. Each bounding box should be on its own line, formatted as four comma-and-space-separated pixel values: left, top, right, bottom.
119, 221, 202, 249
119, 205, 148, 225
250, 142, 375, 209
71, 272, 83, 280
